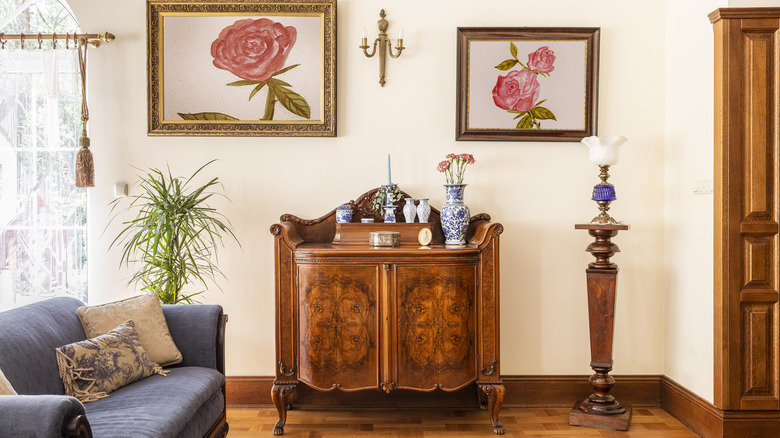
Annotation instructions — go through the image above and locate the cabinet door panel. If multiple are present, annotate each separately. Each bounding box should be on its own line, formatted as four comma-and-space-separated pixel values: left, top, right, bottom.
298, 265, 380, 390
395, 264, 476, 390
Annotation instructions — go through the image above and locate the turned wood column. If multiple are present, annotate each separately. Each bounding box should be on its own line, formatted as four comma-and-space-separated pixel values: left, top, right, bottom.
569, 223, 632, 431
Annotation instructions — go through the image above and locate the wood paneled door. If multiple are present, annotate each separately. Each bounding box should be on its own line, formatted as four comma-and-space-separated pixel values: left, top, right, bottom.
711, 8, 780, 411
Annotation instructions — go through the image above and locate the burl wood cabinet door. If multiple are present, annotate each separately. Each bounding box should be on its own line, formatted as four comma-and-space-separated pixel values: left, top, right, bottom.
394, 264, 476, 390
297, 264, 380, 390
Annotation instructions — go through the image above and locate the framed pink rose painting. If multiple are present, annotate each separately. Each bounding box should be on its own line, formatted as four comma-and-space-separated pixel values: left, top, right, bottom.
147, 0, 336, 136
456, 28, 600, 141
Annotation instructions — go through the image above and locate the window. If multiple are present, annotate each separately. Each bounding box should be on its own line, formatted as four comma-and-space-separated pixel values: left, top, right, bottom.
0, 0, 86, 309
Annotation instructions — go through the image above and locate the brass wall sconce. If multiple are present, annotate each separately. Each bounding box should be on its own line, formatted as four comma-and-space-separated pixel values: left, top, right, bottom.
360, 9, 405, 86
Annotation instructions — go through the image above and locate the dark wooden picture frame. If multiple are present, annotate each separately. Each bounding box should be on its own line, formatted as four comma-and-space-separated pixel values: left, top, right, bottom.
147, 0, 336, 136
456, 27, 600, 142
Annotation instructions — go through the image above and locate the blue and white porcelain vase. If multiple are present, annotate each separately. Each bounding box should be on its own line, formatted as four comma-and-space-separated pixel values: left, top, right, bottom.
403, 198, 416, 223
416, 198, 431, 223
440, 184, 470, 245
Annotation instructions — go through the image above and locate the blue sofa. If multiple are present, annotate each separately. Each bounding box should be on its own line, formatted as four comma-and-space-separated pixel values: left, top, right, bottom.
0, 297, 229, 438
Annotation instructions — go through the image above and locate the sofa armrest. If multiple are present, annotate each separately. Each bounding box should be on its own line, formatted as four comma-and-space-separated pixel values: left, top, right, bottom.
0, 395, 91, 438
162, 304, 226, 372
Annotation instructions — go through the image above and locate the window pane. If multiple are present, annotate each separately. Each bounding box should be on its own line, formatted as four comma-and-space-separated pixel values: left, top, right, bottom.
0, 36, 86, 309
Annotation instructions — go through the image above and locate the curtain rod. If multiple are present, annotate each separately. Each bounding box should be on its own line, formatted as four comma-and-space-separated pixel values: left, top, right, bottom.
0, 32, 115, 49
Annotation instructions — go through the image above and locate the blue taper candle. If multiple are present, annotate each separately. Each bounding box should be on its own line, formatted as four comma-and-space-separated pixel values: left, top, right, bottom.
387, 154, 392, 185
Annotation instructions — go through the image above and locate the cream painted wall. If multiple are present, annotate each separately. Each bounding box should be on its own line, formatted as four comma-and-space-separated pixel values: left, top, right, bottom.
663, 0, 780, 405
663, 0, 724, 405
68, 0, 669, 380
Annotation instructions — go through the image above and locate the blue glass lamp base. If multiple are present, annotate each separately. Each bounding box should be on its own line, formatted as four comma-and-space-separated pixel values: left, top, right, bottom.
592, 184, 616, 201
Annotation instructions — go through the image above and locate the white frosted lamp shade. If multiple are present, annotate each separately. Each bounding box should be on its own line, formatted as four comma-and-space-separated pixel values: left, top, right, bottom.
582, 135, 627, 166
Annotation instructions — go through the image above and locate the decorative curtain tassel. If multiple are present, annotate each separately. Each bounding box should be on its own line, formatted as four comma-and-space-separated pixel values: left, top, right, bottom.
75, 38, 94, 188
75, 135, 94, 187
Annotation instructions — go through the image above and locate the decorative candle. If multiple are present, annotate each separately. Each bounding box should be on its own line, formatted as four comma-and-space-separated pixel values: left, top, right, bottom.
398, 28, 405, 40
362, 27, 367, 38
387, 154, 392, 185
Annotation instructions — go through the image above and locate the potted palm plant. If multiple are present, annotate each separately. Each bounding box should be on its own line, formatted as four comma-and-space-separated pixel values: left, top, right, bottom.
110, 160, 238, 304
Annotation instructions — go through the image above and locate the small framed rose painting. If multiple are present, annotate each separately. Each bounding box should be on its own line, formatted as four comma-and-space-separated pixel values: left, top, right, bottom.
456, 27, 600, 141
147, 0, 336, 136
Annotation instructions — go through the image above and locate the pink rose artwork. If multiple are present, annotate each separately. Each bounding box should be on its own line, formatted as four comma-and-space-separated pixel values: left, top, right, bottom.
211, 18, 297, 82
492, 70, 540, 112
493, 43, 557, 129
527, 46, 555, 74
177, 18, 310, 122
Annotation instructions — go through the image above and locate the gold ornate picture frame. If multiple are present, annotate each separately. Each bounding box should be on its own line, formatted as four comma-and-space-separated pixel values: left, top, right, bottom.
456, 27, 599, 142
147, 0, 336, 136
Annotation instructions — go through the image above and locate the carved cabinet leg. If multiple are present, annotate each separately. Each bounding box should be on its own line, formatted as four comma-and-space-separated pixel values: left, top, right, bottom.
478, 382, 505, 435
271, 382, 297, 436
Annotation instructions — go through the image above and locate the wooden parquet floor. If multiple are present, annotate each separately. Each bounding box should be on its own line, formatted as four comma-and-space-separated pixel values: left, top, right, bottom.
226, 407, 700, 437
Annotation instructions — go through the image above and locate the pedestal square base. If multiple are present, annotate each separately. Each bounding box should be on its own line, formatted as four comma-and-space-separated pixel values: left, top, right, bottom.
569, 401, 632, 431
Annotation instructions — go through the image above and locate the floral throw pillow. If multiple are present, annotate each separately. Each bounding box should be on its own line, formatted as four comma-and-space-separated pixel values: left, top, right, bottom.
55, 320, 167, 402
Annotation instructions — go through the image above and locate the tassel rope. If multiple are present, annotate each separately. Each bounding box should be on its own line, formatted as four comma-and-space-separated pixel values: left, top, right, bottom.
56, 349, 108, 403
75, 37, 94, 187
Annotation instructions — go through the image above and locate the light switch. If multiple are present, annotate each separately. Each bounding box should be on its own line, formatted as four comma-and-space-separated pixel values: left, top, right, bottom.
693, 179, 713, 194
114, 183, 128, 198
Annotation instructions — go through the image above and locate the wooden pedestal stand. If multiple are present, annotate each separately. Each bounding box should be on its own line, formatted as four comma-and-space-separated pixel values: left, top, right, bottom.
569, 223, 632, 431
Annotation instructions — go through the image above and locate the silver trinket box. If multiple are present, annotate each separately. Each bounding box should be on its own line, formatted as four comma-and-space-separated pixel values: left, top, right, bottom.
368, 231, 401, 247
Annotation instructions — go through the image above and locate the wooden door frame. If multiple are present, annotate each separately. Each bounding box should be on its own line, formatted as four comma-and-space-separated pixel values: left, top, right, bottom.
711, 7, 780, 412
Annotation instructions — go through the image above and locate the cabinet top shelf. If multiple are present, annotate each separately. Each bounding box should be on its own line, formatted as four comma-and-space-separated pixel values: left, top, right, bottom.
271, 187, 502, 247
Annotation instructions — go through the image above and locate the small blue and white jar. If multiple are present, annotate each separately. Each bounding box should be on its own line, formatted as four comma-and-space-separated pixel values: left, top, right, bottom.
336, 204, 353, 223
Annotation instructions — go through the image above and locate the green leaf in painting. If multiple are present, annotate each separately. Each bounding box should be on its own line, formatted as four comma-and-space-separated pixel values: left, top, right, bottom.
495, 59, 518, 71
530, 106, 557, 121
248, 82, 267, 101
268, 82, 311, 119
533, 99, 547, 107
516, 114, 534, 129
268, 78, 292, 88
178, 112, 239, 121
510, 42, 518, 60
512, 110, 528, 120
272, 64, 301, 77
226, 80, 260, 87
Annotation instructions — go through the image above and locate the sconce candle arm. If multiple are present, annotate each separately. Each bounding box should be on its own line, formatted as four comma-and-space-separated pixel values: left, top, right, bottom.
388, 40, 404, 58
360, 38, 379, 58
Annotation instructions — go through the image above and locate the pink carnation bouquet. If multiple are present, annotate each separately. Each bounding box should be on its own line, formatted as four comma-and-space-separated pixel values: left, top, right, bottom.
437, 153, 476, 184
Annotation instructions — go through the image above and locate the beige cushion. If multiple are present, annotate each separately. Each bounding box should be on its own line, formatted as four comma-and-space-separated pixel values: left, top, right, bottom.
0, 367, 16, 395
77, 294, 182, 366
56, 320, 167, 402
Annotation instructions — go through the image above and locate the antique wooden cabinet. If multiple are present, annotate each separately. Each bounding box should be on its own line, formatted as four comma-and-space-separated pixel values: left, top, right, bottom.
270, 189, 504, 435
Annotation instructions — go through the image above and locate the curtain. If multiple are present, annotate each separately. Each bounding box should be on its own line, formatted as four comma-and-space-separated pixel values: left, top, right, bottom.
0, 47, 87, 310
